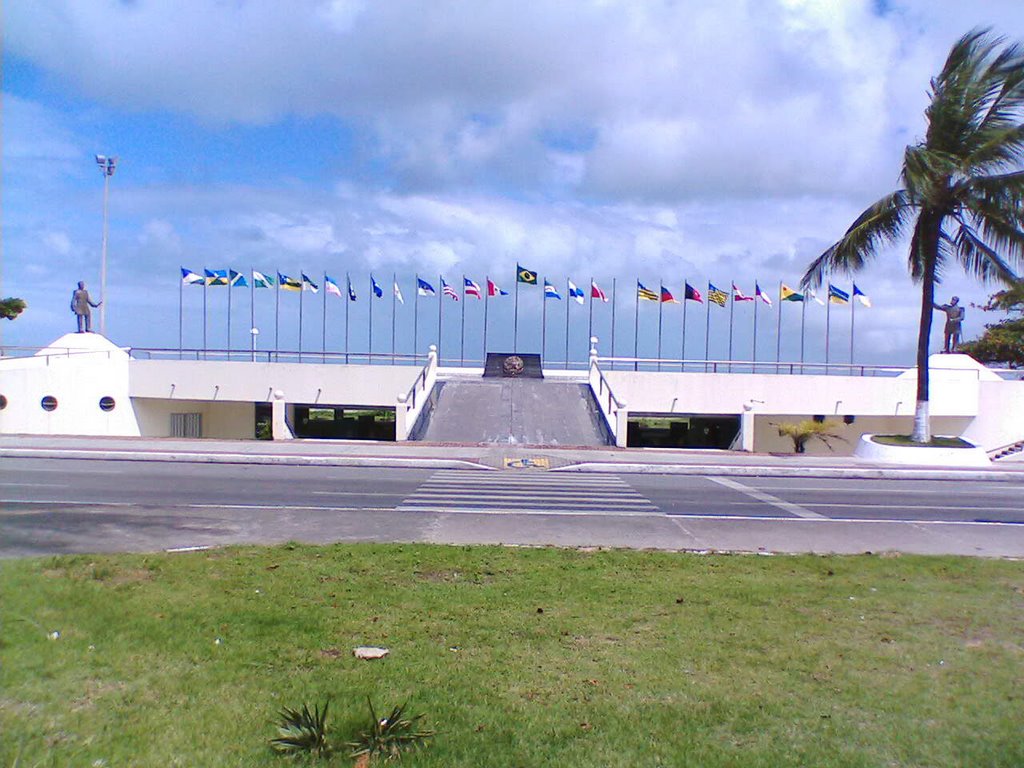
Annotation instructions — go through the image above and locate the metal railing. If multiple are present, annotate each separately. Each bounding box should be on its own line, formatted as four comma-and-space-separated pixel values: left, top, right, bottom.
127, 347, 428, 365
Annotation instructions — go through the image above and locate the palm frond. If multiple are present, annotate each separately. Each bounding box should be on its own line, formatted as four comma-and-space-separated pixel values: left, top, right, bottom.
951, 222, 1020, 284
348, 699, 434, 761
801, 191, 912, 289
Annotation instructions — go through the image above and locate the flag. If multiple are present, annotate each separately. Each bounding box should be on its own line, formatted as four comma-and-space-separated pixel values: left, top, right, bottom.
544, 280, 562, 299
302, 273, 319, 293
517, 265, 538, 285
394, 280, 404, 304
568, 280, 585, 304
806, 287, 826, 306
464, 277, 482, 299
707, 283, 728, 307
732, 283, 754, 302
442, 277, 460, 300
252, 270, 275, 288
591, 281, 608, 302
637, 281, 659, 301
487, 278, 509, 297
684, 282, 703, 303
181, 267, 204, 285
229, 269, 247, 288
278, 272, 302, 291
347, 276, 357, 301
755, 283, 772, 307
371, 275, 383, 298
780, 284, 804, 302
417, 278, 436, 297
828, 284, 850, 304
853, 284, 871, 307
660, 286, 679, 303
205, 269, 229, 286
325, 275, 342, 297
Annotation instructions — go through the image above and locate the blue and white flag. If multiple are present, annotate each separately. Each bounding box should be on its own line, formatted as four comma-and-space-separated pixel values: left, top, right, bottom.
853, 284, 871, 307
205, 269, 229, 286
324, 275, 342, 297
394, 280, 404, 305
302, 273, 319, 293
544, 280, 562, 299
371, 275, 383, 298
252, 270, 275, 288
417, 278, 436, 297
567, 280, 585, 304
347, 275, 357, 301
229, 269, 247, 288
181, 267, 204, 285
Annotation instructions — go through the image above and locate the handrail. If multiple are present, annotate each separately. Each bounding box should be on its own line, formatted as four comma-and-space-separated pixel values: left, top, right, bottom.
588, 355, 627, 447
395, 346, 438, 440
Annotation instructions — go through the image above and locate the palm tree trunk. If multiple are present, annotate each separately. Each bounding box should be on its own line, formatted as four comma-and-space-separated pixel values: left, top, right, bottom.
912, 216, 940, 443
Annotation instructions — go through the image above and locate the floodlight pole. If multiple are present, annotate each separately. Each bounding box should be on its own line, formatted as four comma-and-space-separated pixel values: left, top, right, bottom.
95, 155, 118, 336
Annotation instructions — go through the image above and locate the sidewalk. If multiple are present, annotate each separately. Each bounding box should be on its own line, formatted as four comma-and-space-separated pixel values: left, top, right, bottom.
3, 434, 1024, 481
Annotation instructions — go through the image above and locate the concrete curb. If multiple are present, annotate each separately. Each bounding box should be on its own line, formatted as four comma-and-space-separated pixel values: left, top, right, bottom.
0, 448, 496, 471
553, 461, 1024, 482
5, 447, 1024, 481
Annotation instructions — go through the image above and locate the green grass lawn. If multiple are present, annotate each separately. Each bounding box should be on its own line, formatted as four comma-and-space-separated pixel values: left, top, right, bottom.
2, 543, 1022, 767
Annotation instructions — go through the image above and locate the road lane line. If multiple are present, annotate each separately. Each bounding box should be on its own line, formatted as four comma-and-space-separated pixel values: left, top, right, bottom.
0, 482, 69, 488
708, 477, 826, 519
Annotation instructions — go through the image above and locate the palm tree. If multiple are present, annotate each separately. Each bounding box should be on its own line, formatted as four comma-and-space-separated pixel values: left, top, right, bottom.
802, 29, 1024, 442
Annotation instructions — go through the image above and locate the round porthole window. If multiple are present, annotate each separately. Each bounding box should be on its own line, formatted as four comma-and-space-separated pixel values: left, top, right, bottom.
41, 395, 58, 412
99, 396, 116, 412
0, 394, 7, 410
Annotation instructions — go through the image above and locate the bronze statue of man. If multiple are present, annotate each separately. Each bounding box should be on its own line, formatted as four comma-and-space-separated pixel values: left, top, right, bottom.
933, 296, 965, 353
71, 281, 101, 333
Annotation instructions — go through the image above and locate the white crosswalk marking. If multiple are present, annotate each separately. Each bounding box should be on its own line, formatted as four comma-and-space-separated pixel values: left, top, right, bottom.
397, 470, 661, 516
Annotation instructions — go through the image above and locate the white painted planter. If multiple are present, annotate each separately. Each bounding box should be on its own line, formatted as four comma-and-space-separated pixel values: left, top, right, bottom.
854, 434, 991, 467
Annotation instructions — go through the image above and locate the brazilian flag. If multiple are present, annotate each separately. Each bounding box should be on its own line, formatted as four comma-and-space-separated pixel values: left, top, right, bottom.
516, 264, 538, 285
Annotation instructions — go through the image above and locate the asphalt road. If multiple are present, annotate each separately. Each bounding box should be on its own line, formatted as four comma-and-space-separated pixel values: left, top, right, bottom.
2, 457, 1023, 558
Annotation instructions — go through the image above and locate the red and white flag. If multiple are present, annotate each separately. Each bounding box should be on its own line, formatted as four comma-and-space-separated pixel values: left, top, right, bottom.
732, 283, 754, 302
441, 278, 460, 301
487, 279, 509, 297
464, 277, 482, 299
590, 281, 608, 302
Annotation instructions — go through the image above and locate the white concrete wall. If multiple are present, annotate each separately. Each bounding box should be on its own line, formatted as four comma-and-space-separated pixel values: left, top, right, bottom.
133, 398, 255, 439
603, 370, 925, 417
0, 334, 140, 436
962, 381, 1024, 451
129, 359, 421, 406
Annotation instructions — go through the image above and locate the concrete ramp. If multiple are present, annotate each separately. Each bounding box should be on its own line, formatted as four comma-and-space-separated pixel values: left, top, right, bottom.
415, 379, 612, 446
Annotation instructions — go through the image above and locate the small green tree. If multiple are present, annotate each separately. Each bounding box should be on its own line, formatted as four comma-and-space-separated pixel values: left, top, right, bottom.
959, 281, 1024, 366
0, 298, 27, 320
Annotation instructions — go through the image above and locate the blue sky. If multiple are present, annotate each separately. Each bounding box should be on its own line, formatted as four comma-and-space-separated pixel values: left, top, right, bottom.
4, 0, 1024, 366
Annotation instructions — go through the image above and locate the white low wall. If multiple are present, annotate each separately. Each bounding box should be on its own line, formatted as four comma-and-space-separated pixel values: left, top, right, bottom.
962, 380, 1024, 453
133, 398, 255, 439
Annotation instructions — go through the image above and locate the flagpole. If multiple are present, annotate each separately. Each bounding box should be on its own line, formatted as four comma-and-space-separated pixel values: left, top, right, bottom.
704, 283, 711, 372
564, 278, 571, 369
322, 271, 328, 363
850, 287, 856, 370
368, 276, 373, 365
513, 274, 520, 351
414, 274, 420, 356
775, 281, 783, 372
344, 274, 350, 364
800, 297, 807, 368
483, 276, 490, 358
251, 266, 256, 363
825, 285, 831, 370
298, 277, 304, 364
460, 274, 466, 367
610, 278, 617, 368
227, 269, 232, 355
727, 286, 734, 372
178, 274, 183, 359
657, 280, 664, 372
437, 274, 443, 364
680, 280, 687, 372
203, 275, 208, 361
391, 273, 398, 363
633, 280, 639, 372
542, 278, 548, 362
274, 270, 280, 363
752, 283, 759, 370
587, 275, 594, 349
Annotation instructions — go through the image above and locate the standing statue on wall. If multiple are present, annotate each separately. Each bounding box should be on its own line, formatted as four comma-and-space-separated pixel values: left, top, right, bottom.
933, 296, 965, 353
71, 281, 102, 333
